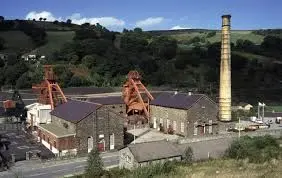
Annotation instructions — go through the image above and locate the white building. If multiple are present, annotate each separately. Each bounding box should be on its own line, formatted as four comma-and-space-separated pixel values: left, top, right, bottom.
26, 103, 52, 129
232, 103, 253, 111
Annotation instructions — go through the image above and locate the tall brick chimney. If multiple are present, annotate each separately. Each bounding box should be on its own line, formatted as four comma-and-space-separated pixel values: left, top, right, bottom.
219, 15, 232, 122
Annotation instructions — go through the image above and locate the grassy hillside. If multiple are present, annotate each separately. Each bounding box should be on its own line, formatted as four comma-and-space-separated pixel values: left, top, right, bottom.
157, 159, 282, 178
170, 30, 265, 44
0, 31, 34, 53
26, 31, 75, 56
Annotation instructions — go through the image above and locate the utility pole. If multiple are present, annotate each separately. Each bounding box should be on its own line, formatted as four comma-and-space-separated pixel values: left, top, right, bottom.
257, 102, 260, 121
262, 103, 265, 123
238, 117, 241, 139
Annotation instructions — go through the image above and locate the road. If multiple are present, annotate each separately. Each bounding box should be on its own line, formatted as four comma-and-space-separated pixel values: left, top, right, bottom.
0, 152, 119, 178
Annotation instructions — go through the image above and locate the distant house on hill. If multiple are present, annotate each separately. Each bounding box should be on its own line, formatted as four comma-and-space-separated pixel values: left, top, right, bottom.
232, 102, 253, 111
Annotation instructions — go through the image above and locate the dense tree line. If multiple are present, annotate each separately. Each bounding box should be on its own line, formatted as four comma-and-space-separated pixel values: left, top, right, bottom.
1, 20, 282, 104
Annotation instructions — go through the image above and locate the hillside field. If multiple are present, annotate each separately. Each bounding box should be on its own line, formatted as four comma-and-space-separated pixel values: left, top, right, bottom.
28, 31, 75, 56
170, 30, 265, 44
0, 31, 34, 53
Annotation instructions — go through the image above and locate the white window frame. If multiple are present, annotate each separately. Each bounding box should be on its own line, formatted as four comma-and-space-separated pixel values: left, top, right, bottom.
181, 122, 185, 133
173, 121, 177, 131
167, 119, 170, 128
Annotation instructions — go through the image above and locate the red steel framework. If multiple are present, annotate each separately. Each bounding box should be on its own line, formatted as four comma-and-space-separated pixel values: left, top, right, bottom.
32, 65, 67, 110
122, 71, 154, 120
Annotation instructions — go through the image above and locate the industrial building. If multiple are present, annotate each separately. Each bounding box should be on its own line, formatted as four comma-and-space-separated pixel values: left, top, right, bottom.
37, 99, 124, 156
150, 92, 218, 137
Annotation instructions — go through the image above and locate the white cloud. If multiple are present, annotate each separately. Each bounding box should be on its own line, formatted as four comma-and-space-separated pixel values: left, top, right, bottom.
25, 11, 125, 27
170, 25, 191, 30
26, 11, 60, 21
136, 17, 164, 27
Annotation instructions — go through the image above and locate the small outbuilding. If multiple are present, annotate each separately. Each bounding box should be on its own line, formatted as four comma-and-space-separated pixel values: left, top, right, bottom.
119, 140, 182, 170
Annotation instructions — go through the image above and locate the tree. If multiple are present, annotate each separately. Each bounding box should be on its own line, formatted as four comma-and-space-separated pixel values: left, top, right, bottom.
149, 36, 177, 60
53, 20, 59, 24
133, 27, 143, 33
85, 148, 104, 177
66, 19, 72, 24
33, 19, 36, 21
0, 16, 4, 22
183, 146, 193, 165
39, 17, 43, 21
0, 37, 5, 50
43, 18, 46, 21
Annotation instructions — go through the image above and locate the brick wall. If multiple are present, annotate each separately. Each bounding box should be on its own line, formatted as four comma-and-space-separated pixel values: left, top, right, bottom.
38, 129, 76, 151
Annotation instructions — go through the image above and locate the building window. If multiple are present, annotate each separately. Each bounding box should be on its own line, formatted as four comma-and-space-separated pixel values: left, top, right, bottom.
43, 134, 45, 140
120, 105, 122, 108
54, 141, 56, 148
112, 106, 115, 109
47, 137, 50, 143
167, 119, 170, 128
119, 111, 123, 114
181, 122, 185, 133
173, 121, 177, 131
160, 118, 163, 125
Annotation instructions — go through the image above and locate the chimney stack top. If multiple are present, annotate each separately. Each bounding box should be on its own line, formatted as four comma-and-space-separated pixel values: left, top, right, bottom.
222, 14, 231, 18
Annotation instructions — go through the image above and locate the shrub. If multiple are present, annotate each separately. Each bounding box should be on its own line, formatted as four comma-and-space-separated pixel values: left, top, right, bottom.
226, 135, 281, 163
206, 31, 216, 38
125, 160, 177, 178
85, 148, 104, 178
183, 146, 194, 165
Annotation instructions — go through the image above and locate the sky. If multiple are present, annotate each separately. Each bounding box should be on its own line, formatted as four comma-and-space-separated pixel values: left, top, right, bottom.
0, 0, 281, 31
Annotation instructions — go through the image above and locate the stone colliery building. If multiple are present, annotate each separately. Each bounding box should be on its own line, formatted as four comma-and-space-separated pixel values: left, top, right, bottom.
37, 99, 124, 156
150, 92, 218, 137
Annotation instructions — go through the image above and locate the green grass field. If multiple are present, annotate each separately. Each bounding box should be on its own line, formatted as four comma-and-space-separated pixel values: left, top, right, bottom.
266, 106, 282, 112
0, 31, 34, 53
156, 159, 282, 178
28, 31, 75, 56
233, 51, 275, 61
170, 30, 265, 45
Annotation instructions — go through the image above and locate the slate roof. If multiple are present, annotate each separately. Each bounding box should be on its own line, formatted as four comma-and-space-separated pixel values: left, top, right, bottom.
39, 123, 76, 138
50, 100, 101, 123
62, 87, 115, 95
87, 96, 124, 105
150, 92, 205, 110
128, 140, 182, 163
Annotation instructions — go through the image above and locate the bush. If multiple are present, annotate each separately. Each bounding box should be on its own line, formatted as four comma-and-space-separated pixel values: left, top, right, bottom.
85, 148, 103, 178
226, 135, 281, 163
183, 146, 193, 165
206, 31, 216, 38
125, 160, 177, 178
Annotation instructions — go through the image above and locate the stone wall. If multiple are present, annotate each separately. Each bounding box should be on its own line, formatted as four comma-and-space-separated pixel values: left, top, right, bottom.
150, 105, 187, 135
76, 106, 124, 155
187, 96, 218, 136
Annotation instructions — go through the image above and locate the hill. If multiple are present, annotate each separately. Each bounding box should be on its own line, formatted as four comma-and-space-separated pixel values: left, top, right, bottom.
1, 19, 282, 105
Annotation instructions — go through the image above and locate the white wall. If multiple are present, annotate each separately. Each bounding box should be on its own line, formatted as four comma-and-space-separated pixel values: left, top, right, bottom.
26, 103, 51, 127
